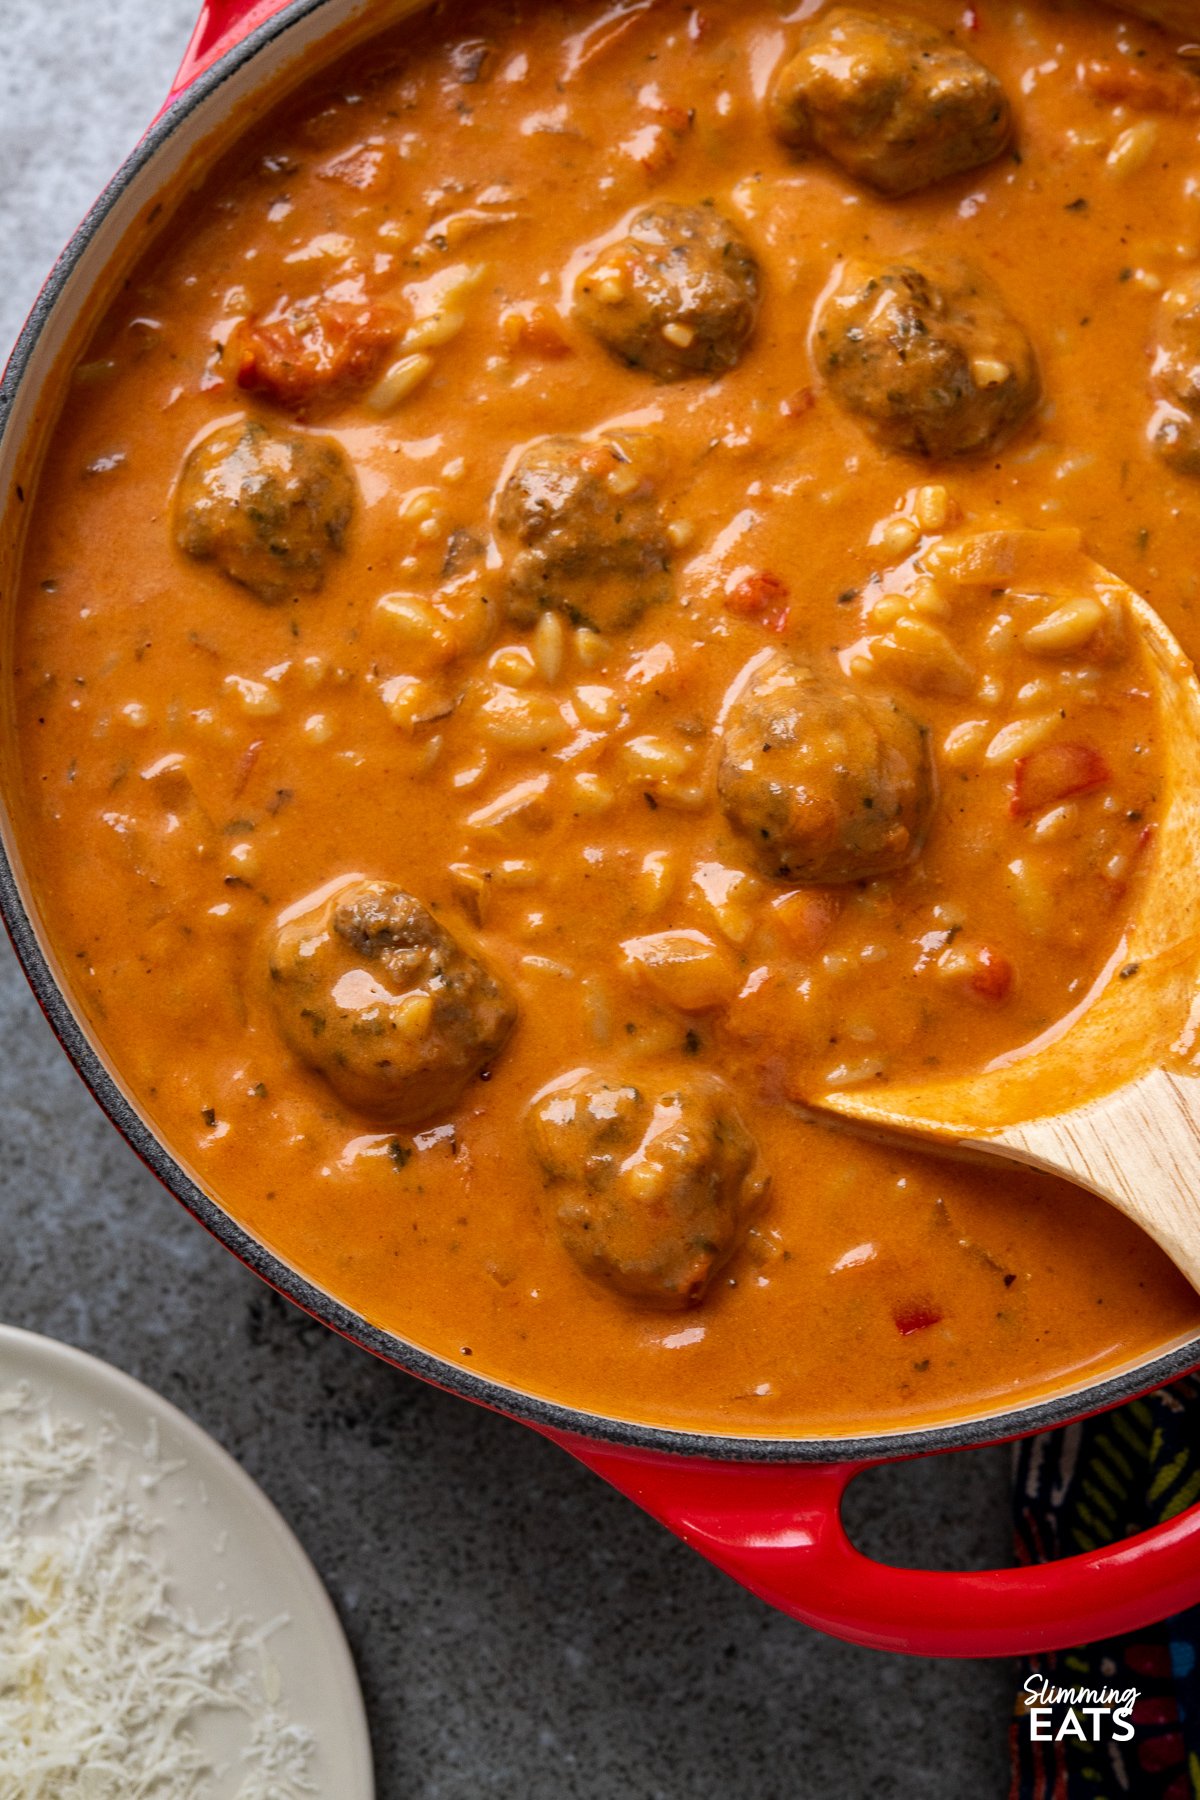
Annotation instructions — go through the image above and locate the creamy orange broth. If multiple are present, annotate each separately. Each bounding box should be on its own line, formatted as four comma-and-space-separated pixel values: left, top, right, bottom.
11, 0, 1200, 1434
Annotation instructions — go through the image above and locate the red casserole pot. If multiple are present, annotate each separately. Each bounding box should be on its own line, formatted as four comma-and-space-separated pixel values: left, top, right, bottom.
4, 0, 1200, 1660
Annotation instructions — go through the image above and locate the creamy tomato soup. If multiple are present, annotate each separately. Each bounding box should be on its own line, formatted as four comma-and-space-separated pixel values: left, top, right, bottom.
11, 0, 1200, 1435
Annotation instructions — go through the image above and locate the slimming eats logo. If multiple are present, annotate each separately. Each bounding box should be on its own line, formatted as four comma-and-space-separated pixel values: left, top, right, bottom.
1023, 1674, 1139, 1743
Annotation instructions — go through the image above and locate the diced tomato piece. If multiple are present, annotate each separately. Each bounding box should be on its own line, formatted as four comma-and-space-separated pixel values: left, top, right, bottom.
1103, 818, 1159, 899
969, 945, 1013, 1002
654, 102, 693, 137
230, 300, 401, 411
726, 571, 791, 633
625, 102, 693, 178
930, 937, 1014, 1003
500, 303, 573, 360
772, 888, 843, 954
636, 130, 677, 178
1010, 742, 1110, 817
233, 738, 264, 800
726, 571, 788, 612
780, 387, 815, 420
1082, 60, 1200, 115
893, 1301, 943, 1336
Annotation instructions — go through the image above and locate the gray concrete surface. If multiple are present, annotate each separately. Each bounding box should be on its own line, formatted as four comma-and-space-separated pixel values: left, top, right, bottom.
0, 3, 1014, 1793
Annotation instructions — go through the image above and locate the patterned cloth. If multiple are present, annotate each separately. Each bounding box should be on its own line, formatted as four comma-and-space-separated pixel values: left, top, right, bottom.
1011, 1374, 1200, 1799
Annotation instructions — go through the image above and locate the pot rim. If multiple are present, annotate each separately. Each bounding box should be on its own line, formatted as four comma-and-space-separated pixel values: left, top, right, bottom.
3, 0, 1198, 1466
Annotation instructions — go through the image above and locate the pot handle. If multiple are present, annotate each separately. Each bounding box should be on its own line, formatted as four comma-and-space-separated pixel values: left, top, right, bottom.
546, 1433, 1200, 1657
167, 0, 297, 106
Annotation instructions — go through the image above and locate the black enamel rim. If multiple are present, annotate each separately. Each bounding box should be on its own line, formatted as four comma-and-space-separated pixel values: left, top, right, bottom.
2, 0, 1199, 1466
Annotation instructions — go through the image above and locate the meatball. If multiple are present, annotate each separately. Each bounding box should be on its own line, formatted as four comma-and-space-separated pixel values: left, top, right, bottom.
813, 258, 1039, 459
496, 431, 674, 633
770, 6, 1012, 197
528, 1072, 768, 1309
174, 419, 356, 602
1150, 274, 1200, 474
573, 203, 761, 381
268, 879, 515, 1123
718, 653, 934, 883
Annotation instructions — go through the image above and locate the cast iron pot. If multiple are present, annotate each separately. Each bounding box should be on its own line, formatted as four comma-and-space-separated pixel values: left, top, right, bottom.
4, 0, 1200, 1658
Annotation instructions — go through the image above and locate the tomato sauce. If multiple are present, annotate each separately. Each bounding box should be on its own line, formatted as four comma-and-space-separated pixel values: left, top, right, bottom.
9, 0, 1200, 1436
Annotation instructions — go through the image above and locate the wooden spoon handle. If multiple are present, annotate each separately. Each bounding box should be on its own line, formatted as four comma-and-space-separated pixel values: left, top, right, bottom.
988, 1067, 1200, 1291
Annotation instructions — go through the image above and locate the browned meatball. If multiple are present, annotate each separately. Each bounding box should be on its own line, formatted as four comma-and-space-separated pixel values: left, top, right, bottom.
496, 431, 675, 633
174, 419, 356, 602
1150, 274, 1200, 474
771, 6, 1012, 197
813, 258, 1039, 459
718, 653, 934, 883
574, 203, 761, 381
268, 879, 515, 1123
528, 1072, 768, 1309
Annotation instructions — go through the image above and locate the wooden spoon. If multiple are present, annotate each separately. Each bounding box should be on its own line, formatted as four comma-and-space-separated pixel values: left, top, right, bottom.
817, 536, 1200, 1290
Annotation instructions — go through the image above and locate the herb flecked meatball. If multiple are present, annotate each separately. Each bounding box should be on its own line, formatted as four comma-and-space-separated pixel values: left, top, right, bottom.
574, 203, 761, 381
174, 418, 356, 602
813, 258, 1039, 459
528, 1072, 768, 1309
771, 6, 1013, 197
1150, 274, 1200, 474
718, 653, 934, 884
496, 431, 675, 633
268, 880, 515, 1124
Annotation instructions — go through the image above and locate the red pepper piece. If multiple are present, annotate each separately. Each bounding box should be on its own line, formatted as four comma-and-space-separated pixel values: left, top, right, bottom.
780, 387, 815, 420
726, 571, 791, 634
1010, 742, 1110, 817
969, 945, 1013, 1002
893, 1301, 943, 1336
232, 738, 264, 800
232, 301, 401, 411
1083, 60, 1200, 116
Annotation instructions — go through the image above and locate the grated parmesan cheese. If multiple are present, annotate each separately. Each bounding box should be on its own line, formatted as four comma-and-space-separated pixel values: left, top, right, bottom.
0, 1384, 316, 1797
